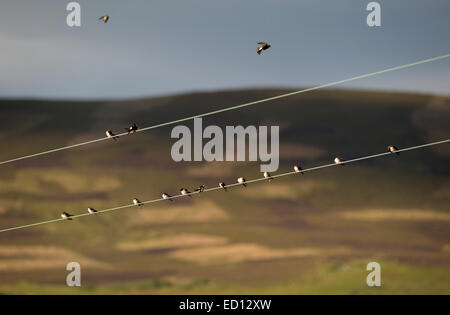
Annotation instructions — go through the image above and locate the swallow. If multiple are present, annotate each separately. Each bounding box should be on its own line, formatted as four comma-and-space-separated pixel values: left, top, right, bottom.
61, 212, 73, 220
162, 193, 173, 201
263, 172, 273, 181
257, 42, 271, 55
105, 130, 119, 141
133, 198, 143, 207
334, 157, 344, 165
125, 123, 138, 134
99, 15, 109, 23
180, 188, 192, 197
219, 182, 227, 191
388, 145, 400, 155
194, 185, 206, 193
237, 177, 247, 187
87, 207, 98, 214
294, 165, 304, 175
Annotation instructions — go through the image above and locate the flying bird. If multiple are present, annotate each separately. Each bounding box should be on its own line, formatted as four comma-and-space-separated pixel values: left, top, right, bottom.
294, 165, 304, 175
105, 130, 119, 141
125, 123, 138, 134
162, 193, 173, 201
263, 172, 273, 181
257, 42, 271, 55
388, 145, 400, 155
334, 157, 344, 165
61, 212, 73, 220
180, 188, 192, 197
133, 198, 143, 207
219, 182, 227, 191
237, 177, 247, 187
99, 15, 109, 23
88, 207, 98, 214
194, 185, 206, 193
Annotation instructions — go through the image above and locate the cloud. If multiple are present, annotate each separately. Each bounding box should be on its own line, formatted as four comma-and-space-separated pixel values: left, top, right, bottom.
0, 0, 449, 99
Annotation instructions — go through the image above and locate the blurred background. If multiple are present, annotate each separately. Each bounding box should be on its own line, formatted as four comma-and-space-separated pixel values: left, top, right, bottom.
0, 0, 449, 294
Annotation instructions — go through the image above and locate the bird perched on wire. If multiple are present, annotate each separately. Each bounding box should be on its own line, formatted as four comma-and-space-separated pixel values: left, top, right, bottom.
219, 182, 227, 191
105, 130, 119, 141
334, 157, 344, 165
61, 212, 73, 220
125, 123, 138, 134
88, 207, 98, 214
237, 177, 247, 187
388, 145, 400, 155
294, 165, 304, 175
133, 198, 143, 207
180, 188, 192, 197
162, 193, 173, 201
99, 15, 109, 23
257, 42, 271, 55
194, 185, 207, 193
263, 172, 273, 181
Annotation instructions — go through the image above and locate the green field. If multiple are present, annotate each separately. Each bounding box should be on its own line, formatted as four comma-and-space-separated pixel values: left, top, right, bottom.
0, 88, 449, 294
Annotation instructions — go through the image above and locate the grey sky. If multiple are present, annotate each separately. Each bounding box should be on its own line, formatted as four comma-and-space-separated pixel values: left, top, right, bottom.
0, 0, 449, 99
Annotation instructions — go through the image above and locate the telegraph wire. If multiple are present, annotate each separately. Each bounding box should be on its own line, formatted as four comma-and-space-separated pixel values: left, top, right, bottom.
1, 53, 449, 167
0, 139, 448, 234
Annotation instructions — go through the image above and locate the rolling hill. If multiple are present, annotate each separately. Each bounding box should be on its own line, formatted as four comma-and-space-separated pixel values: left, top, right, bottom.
0, 88, 449, 294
